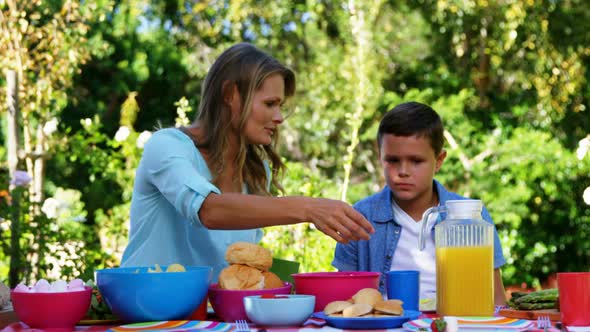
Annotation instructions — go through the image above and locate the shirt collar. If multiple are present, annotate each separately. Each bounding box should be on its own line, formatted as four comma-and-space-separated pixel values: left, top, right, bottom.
374, 179, 449, 223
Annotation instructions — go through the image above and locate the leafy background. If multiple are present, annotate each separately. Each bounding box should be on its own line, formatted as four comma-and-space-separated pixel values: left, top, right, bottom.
0, 0, 589, 291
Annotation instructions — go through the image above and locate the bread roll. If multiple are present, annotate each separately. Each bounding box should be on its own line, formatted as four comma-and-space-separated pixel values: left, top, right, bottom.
342, 303, 373, 318
324, 300, 354, 315
351, 288, 382, 307
225, 242, 273, 271
262, 271, 284, 289
374, 299, 404, 315
218, 264, 264, 290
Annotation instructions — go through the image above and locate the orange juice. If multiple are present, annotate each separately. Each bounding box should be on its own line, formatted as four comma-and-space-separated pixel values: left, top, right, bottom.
436, 245, 494, 316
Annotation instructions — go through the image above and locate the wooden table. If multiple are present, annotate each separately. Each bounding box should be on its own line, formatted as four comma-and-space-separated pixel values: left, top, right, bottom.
0, 305, 18, 329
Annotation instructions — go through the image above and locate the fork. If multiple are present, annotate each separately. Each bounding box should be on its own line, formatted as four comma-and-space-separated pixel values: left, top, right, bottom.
235, 319, 250, 332
537, 315, 551, 332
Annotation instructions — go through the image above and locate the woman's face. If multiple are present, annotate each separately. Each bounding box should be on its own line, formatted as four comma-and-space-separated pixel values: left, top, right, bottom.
229, 73, 286, 145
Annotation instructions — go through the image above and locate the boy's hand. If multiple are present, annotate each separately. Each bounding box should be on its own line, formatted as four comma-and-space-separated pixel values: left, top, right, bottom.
304, 198, 375, 243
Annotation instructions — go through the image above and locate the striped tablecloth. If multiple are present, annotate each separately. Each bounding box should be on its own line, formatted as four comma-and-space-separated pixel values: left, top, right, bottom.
0, 315, 560, 332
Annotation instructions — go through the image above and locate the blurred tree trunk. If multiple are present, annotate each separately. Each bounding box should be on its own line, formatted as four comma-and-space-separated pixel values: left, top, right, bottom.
6, 70, 19, 183
6, 70, 22, 288
340, 0, 384, 202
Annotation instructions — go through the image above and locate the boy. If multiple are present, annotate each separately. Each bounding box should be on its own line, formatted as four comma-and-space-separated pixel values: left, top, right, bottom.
332, 101, 507, 306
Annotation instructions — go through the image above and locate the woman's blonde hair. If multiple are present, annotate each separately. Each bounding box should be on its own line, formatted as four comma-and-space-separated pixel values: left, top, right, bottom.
194, 43, 295, 195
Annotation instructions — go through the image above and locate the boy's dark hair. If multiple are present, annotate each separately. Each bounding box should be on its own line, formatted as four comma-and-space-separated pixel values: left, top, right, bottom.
377, 101, 445, 155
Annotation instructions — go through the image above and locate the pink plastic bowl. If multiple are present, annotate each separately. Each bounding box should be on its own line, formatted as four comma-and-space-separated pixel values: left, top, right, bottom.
292, 271, 381, 312
11, 286, 92, 331
208, 282, 292, 322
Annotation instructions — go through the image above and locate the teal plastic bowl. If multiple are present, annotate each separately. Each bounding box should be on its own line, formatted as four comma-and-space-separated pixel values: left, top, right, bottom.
243, 294, 315, 326
96, 266, 211, 323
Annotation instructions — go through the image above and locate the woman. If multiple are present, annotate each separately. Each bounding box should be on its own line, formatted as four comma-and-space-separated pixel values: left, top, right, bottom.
121, 43, 374, 280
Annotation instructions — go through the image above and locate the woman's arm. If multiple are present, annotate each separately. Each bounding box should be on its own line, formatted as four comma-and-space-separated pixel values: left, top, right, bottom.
199, 193, 374, 244
140, 131, 373, 243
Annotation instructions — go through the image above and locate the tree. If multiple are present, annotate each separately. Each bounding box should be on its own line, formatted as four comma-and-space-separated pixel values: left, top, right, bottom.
0, 0, 110, 285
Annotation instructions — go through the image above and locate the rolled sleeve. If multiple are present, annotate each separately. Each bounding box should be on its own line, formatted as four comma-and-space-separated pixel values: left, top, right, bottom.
143, 130, 221, 227
182, 180, 221, 226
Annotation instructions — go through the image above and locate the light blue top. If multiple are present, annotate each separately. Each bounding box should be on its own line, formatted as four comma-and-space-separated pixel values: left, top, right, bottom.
332, 180, 506, 294
121, 128, 265, 282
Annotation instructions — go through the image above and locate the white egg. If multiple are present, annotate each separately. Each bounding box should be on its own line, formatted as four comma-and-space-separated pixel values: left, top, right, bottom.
33, 279, 51, 292
13, 283, 30, 293
67, 278, 85, 291
50, 280, 68, 292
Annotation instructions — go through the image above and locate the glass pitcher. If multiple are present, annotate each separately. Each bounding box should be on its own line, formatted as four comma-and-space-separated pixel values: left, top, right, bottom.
418, 199, 494, 316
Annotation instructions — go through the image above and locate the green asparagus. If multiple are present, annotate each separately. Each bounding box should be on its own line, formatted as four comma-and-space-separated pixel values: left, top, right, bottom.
517, 301, 558, 310
514, 288, 558, 304
509, 291, 529, 299
507, 288, 559, 310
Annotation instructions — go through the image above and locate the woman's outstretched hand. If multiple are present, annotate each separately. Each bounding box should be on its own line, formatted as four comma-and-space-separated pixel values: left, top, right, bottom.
304, 197, 375, 244
199, 193, 374, 243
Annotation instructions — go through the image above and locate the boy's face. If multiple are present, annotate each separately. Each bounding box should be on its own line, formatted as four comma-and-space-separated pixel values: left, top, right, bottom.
379, 134, 446, 204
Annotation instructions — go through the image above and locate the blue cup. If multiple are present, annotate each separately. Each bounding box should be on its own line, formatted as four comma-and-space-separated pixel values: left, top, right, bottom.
386, 270, 420, 311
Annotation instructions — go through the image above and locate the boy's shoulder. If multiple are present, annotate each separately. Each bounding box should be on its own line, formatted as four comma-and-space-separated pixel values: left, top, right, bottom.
353, 187, 392, 221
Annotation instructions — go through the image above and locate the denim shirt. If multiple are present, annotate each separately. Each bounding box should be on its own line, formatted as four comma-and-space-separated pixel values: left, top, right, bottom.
332, 180, 506, 294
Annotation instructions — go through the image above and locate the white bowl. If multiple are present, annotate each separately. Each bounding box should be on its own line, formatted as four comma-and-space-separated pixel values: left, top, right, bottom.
243, 294, 315, 326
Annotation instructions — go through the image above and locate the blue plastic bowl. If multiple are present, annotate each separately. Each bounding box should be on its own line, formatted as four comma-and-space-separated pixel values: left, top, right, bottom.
243, 294, 315, 326
96, 265, 211, 323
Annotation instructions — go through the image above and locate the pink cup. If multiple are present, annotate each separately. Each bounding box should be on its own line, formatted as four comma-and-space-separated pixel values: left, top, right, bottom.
558, 272, 590, 326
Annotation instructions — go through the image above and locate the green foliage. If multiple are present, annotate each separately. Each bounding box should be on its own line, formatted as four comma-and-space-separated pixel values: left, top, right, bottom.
85, 279, 117, 320
475, 128, 590, 285
0, 173, 102, 286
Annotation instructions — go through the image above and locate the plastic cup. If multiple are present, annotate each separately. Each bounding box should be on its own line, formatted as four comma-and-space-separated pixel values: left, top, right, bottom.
386, 270, 420, 311
558, 272, 590, 326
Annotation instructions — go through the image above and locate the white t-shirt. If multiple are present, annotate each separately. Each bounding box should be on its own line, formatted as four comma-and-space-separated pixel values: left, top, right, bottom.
390, 199, 437, 302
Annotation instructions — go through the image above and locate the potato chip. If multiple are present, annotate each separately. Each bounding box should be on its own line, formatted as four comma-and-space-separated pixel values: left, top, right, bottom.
166, 263, 186, 272
148, 264, 163, 273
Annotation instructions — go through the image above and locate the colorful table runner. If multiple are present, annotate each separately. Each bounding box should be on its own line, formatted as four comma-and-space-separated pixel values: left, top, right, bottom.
1, 315, 563, 332
108, 320, 232, 331
403, 316, 535, 331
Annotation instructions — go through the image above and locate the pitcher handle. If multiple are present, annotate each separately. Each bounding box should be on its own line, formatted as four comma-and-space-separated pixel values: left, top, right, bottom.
418, 205, 445, 250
